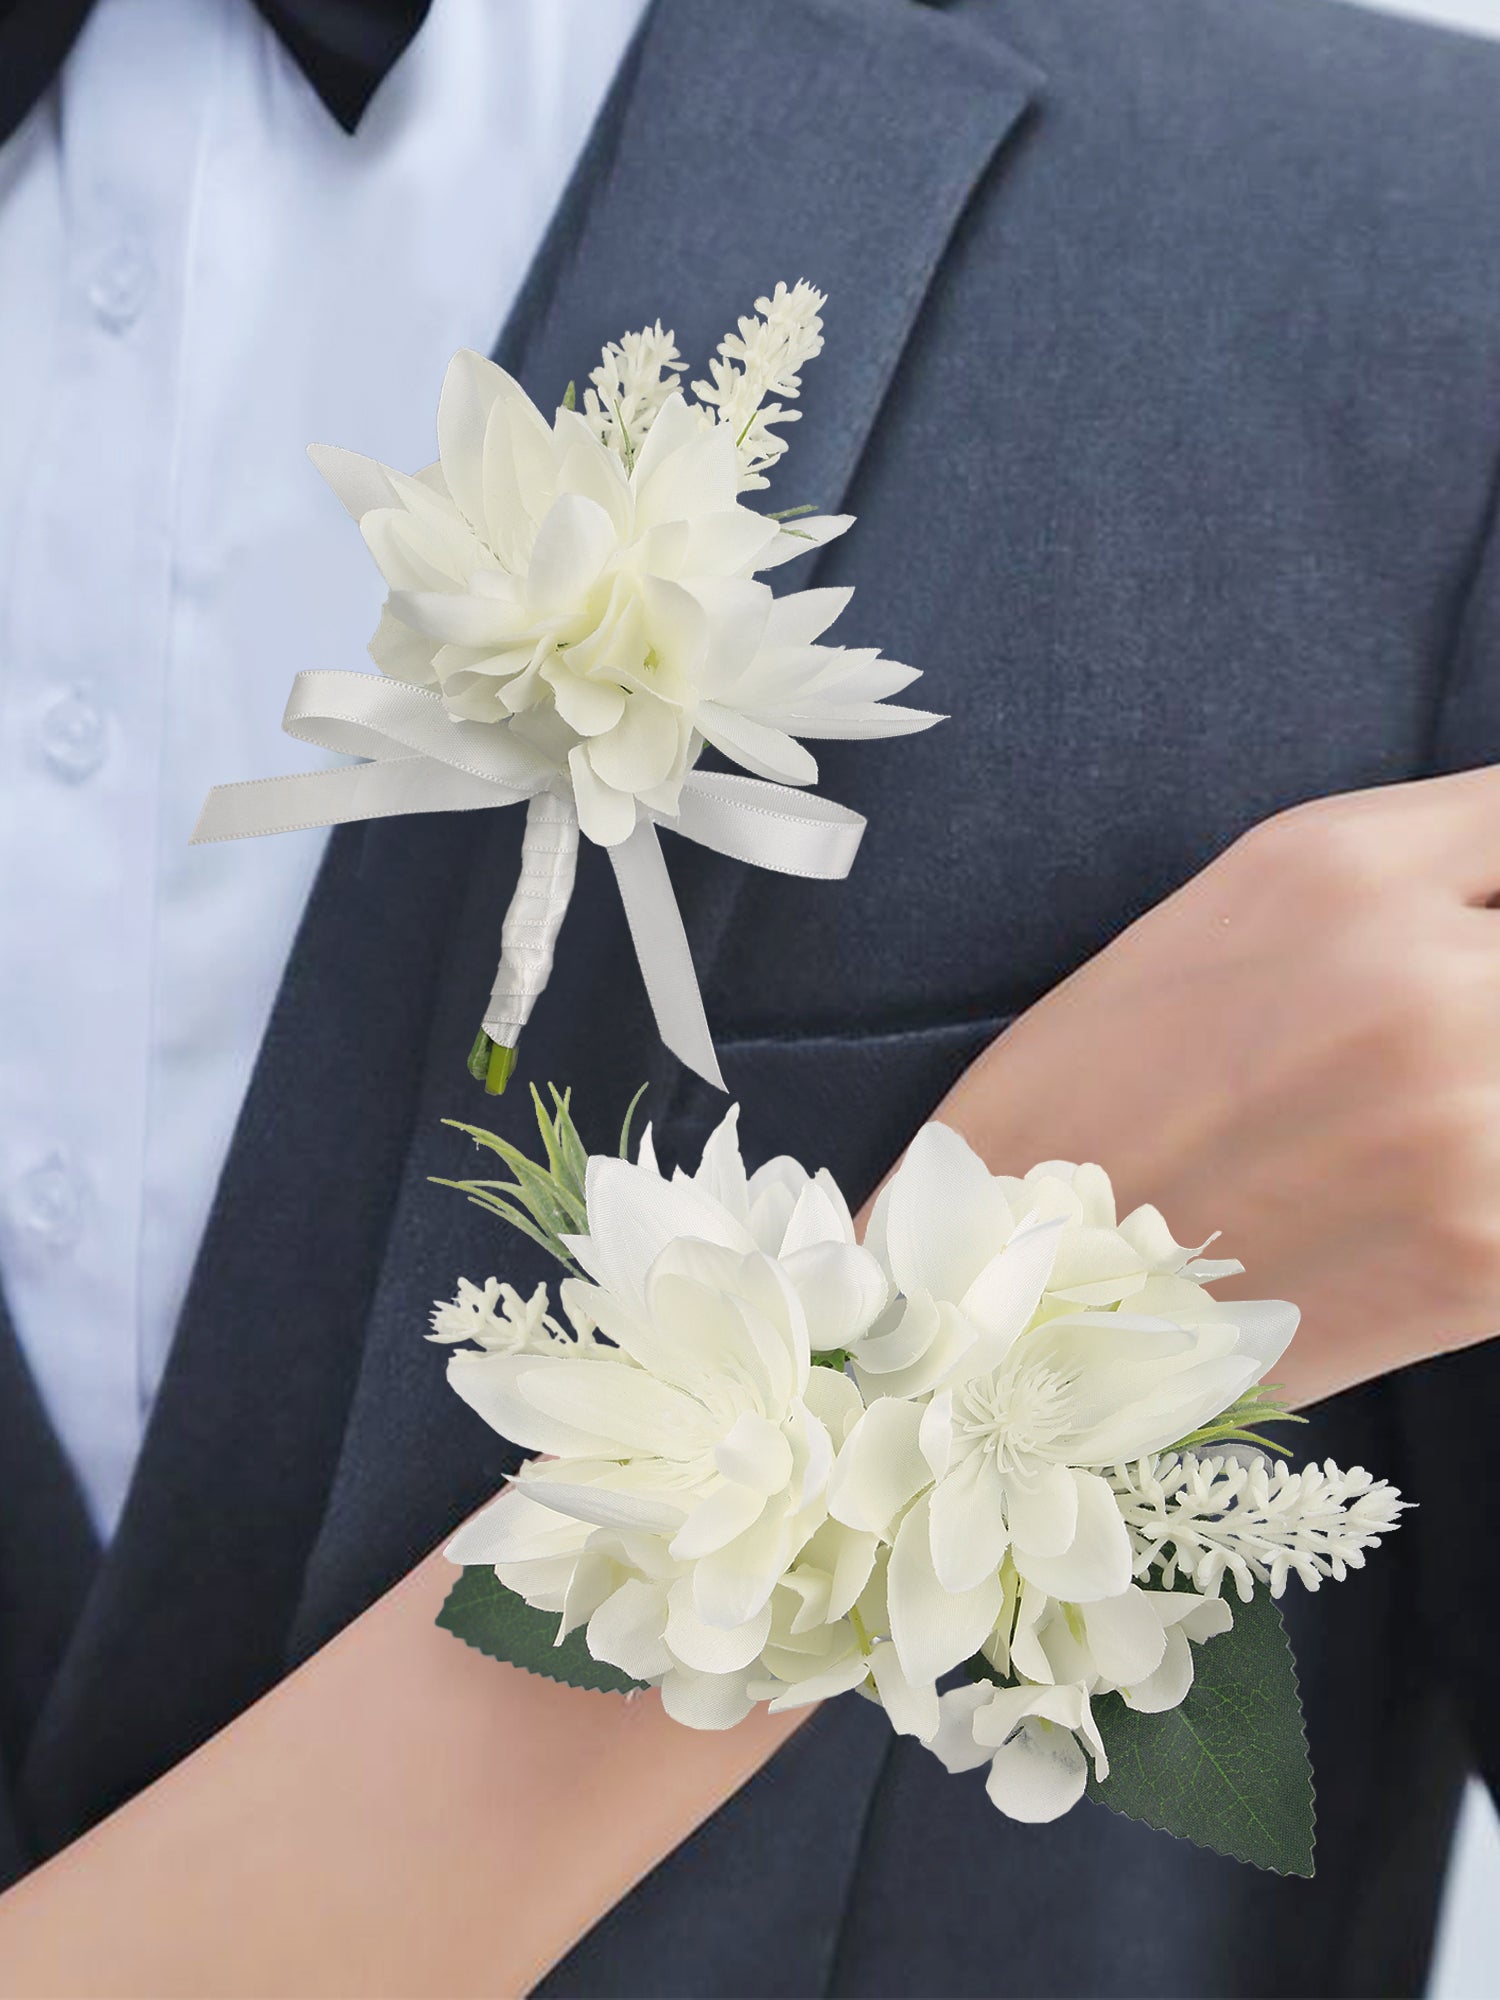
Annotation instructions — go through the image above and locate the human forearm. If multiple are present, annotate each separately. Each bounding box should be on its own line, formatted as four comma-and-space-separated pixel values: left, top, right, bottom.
0, 1543, 806, 1999
921, 772, 1500, 1409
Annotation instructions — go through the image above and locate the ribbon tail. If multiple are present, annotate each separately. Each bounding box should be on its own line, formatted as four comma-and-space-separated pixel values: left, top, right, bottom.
192, 757, 523, 843
608, 820, 726, 1093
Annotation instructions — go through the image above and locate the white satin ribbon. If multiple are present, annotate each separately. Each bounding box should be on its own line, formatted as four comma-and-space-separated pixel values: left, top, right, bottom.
192, 671, 867, 1090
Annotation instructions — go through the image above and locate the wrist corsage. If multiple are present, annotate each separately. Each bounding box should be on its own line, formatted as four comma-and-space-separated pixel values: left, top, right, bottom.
431, 1091, 1402, 1876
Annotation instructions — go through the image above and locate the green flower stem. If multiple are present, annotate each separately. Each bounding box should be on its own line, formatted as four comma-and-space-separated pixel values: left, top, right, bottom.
485, 1041, 517, 1096
466, 1029, 518, 1095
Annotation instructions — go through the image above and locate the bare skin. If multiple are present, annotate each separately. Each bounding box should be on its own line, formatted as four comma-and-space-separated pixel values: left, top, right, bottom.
0, 1546, 808, 1999
1, 768, 1497, 1992
928, 768, 1500, 1407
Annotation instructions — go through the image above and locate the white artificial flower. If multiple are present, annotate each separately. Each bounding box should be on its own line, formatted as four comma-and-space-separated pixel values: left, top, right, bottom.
1001, 1577, 1235, 1716
690, 280, 827, 490
660, 1105, 891, 1353
928, 1678, 1110, 1824
1111, 1450, 1408, 1601
310, 346, 936, 847
427, 1277, 561, 1353
444, 1109, 880, 1717
583, 320, 687, 466
829, 1123, 1298, 1684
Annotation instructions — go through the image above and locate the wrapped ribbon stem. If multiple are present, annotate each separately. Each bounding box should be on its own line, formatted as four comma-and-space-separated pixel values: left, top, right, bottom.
472, 790, 580, 1096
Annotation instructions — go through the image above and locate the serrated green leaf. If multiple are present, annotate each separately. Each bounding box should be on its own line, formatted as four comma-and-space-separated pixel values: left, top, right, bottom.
1086, 1588, 1315, 1876
436, 1566, 647, 1696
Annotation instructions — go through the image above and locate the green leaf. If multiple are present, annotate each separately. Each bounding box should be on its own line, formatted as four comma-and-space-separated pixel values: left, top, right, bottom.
618, 1081, 649, 1162
436, 1566, 647, 1696
1085, 1588, 1316, 1877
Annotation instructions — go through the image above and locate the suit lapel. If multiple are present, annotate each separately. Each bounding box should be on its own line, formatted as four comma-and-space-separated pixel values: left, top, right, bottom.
16, 0, 1042, 1901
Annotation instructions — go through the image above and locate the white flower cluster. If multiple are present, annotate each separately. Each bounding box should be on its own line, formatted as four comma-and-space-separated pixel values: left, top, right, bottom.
311, 283, 929, 848
442, 1112, 1403, 1825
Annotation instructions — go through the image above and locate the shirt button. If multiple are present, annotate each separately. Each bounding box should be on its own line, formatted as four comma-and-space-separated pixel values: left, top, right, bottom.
11, 1157, 85, 1252
40, 689, 108, 781
88, 236, 151, 331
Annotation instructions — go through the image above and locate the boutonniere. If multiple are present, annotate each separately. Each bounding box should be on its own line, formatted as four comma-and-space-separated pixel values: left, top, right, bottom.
430, 1090, 1403, 1877
193, 283, 939, 1093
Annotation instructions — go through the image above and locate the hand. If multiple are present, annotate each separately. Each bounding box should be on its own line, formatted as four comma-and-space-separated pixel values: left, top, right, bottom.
928, 768, 1500, 1407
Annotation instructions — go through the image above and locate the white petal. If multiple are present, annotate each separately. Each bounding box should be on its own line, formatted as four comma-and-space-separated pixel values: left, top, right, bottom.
695, 702, 819, 786
783, 1242, 890, 1351
867, 1641, 941, 1742
779, 1176, 854, 1255
506, 1355, 703, 1455
666, 1578, 773, 1672
827, 1526, 880, 1621
888, 1495, 1007, 1685
443, 1486, 587, 1567
587, 1578, 673, 1681
1120, 1626, 1195, 1714
568, 1158, 753, 1312
568, 742, 639, 845
387, 588, 519, 648
587, 692, 682, 791
690, 1503, 798, 1629
954, 1212, 1066, 1371
753, 514, 855, 570
527, 491, 618, 613
368, 604, 439, 684
918, 1389, 954, 1483
757, 1653, 872, 1711
827, 1398, 931, 1535
438, 348, 513, 534
548, 667, 626, 738
926, 1684, 996, 1774
985, 1718, 1088, 1824
1012, 1470, 1133, 1604
1220, 1299, 1300, 1379
928, 1451, 1012, 1594
444, 1350, 622, 1459
1004, 1460, 1079, 1563
670, 1481, 769, 1562
659, 1665, 756, 1731
1081, 1587, 1168, 1687
801, 1364, 865, 1449
515, 1472, 686, 1536
714, 1411, 795, 1495
634, 410, 740, 527
882, 1123, 1013, 1304
307, 442, 398, 521
691, 1104, 751, 1218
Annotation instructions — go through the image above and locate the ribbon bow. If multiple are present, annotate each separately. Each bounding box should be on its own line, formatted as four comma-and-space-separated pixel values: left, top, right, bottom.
192, 670, 866, 1091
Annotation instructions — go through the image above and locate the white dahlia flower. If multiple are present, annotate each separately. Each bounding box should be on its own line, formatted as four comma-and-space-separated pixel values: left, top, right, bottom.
310, 347, 935, 847
443, 1109, 881, 1723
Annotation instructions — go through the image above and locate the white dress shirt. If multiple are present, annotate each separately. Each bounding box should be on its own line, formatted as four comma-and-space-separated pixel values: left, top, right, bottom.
0, 0, 649, 1538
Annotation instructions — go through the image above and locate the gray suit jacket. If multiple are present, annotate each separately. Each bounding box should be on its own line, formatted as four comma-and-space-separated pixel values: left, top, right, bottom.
3, 1, 1499, 1991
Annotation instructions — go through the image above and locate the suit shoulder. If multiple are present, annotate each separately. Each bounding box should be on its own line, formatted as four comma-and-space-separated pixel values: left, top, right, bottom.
973, 0, 1500, 200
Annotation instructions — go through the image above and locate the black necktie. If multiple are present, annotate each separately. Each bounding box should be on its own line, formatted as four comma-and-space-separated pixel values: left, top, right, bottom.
0, 0, 435, 152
